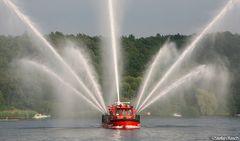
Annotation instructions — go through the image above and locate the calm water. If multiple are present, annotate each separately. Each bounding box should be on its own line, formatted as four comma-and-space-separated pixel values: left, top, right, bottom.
0, 117, 239, 141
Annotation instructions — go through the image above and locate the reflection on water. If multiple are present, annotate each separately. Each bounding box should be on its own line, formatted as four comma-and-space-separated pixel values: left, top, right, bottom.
110, 129, 140, 141
112, 130, 121, 141
0, 117, 239, 141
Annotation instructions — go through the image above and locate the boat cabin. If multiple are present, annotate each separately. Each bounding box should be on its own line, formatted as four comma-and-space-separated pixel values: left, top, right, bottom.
108, 103, 137, 119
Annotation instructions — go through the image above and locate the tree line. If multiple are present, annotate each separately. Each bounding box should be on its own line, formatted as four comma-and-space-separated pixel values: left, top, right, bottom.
0, 31, 239, 116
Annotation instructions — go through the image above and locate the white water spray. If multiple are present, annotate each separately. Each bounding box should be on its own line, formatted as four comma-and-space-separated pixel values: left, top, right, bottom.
3, 0, 107, 113
21, 59, 105, 113
108, 0, 120, 104
136, 49, 161, 110
137, 0, 238, 111
139, 65, 207, 112
135, 42, 177, 109
64, 47, 106, 112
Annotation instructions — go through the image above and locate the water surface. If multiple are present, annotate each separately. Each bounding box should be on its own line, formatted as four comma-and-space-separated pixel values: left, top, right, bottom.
0, 117, 239, 141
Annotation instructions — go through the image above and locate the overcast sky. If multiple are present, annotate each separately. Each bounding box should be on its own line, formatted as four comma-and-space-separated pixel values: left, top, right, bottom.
0, 0, 239, 36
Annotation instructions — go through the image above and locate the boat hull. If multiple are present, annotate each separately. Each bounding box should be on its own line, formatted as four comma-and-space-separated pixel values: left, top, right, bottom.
103, 119, 140, 129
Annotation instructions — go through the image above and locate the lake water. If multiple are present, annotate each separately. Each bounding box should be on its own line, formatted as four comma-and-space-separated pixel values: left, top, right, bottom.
0, 117, 239, 141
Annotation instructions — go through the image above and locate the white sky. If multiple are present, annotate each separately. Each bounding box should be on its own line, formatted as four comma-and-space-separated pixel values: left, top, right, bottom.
0, 0, 240, 36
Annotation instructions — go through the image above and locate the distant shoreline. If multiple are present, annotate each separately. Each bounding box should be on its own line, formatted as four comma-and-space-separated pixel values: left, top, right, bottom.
0, 109, 37, 120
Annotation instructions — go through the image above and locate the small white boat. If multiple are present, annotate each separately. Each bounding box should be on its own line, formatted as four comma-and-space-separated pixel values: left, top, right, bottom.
33, 114, 51, 119
173, 113, 182, 118
147, 112, 151, 116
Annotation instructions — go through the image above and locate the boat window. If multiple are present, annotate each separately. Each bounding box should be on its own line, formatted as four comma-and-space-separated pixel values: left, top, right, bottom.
122, 109, 127, 115
128, 110, 132, 115
116, 109, 120, 115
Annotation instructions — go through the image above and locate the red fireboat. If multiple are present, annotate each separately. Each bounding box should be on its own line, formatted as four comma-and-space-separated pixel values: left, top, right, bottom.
102, 102, 140, 129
